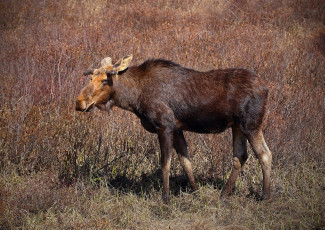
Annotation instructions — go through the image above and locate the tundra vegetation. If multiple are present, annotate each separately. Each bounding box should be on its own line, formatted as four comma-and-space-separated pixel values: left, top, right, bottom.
0, 0, 324, 229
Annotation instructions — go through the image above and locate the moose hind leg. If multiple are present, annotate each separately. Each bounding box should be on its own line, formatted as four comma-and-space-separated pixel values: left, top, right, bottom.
173, 131, 198, 191
247, 129, 272, 200
221, 127, 248, 197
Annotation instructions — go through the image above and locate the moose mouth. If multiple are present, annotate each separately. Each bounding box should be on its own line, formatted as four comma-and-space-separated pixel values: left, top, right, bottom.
76, 101, 95, 112
84, 102, 95, 112
76, 100, 113, 113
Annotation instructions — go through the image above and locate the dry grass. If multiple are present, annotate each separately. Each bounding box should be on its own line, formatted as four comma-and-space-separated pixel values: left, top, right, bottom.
0, 0, 324, 229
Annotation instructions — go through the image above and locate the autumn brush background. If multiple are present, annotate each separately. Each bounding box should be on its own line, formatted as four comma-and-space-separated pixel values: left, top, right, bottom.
0, 0, 324, 229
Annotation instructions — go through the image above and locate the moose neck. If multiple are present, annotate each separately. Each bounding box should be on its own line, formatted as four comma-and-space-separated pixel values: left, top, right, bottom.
112, 71, 140, 113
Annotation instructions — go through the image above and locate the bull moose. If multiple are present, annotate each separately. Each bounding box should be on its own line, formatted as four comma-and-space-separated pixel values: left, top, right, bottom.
75, 55, 272, 203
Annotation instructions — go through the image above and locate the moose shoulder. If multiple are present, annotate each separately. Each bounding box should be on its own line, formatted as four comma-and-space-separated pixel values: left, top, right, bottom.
76, 55, 272, 203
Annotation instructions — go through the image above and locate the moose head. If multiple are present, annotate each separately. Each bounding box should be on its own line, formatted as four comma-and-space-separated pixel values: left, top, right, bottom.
75, 55, 133, 112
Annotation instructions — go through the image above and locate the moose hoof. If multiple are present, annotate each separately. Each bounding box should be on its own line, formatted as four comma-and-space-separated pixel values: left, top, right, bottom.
162, 193, 170, 204
262, 193, 272, 202
220, 188, 233, 199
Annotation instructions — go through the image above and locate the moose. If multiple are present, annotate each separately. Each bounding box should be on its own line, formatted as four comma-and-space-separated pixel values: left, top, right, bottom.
75, 55, 272, 203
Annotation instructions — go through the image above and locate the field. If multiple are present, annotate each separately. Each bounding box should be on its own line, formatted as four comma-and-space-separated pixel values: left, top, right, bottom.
0, 0, 324, 229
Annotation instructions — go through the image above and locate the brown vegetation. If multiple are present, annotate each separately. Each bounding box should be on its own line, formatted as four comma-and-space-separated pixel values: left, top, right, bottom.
0, 0, 324, 229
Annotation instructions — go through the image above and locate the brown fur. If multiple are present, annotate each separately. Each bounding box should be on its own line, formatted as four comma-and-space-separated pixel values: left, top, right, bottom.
76, 57, 272, 203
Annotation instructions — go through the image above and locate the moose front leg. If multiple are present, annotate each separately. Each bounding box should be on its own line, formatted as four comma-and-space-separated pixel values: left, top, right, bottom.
157, 128, 173, 204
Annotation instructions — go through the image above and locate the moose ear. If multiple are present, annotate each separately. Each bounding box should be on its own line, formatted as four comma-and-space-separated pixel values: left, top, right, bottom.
114, 54, 133, 73
101, 57, 112, 67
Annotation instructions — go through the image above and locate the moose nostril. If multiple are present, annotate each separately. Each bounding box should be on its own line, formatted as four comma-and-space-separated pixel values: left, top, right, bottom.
75, 100, 86, 112
75, 106, 84, 112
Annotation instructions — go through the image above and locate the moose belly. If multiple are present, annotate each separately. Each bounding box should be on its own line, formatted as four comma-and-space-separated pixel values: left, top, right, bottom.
179, 114, 232, 134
